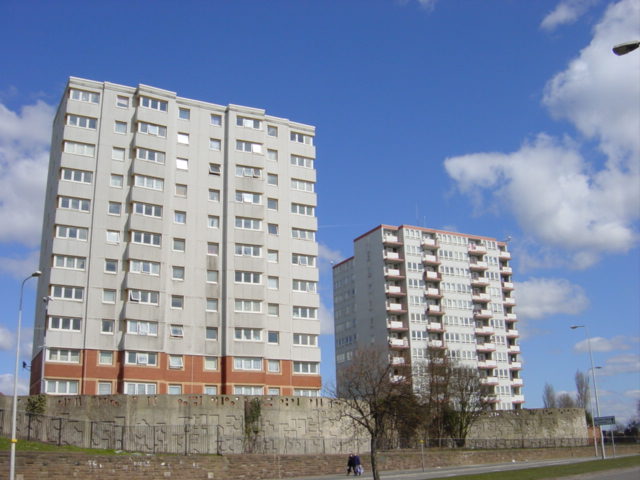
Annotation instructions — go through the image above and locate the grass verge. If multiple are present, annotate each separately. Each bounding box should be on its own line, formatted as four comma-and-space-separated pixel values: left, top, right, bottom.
0, 436, 121, 454
429, 455, 640, 480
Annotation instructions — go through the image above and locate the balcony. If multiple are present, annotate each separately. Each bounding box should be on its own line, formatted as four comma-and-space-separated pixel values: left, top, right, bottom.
477, 359, 497, 369
425, 271, 441, 282
471, 276, 490, 287
386, 302, 406, 313
426, 305, 444, 316
502, 281, 514, 291
500, 266, 513, 275
508, 345, 521, 353
384, 268, 404, 279
422, 254, 440, 265
385, 284, 406, 297
505, 313, 518, 321
387, 320, 408, 331
512, 395, 525, 404
383, 234, 400, 245
511, 378, 524, 387
476, 342, 496, 352
422, 238, 438, 249
473, 309, 492, 319
506, 329, 519, 338
499, 251, 512, 260
480, 376, 499, 386
389, 338, 409, 349
474, 326, 495, 336
425, 287, 442, 298
472, 293, 491, 303
428, 339, 445, 349
383, 251, 403, 263
468, 245, 487, 255
509, 362, 522, 370
391, 356, 406, 365
469, 261, 488, 271
426, 322, 443, 332
503, 297, 516, 307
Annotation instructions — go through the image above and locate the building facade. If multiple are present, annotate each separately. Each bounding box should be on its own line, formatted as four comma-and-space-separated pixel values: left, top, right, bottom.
30, 77, 321, 397
333, 225, 523, 410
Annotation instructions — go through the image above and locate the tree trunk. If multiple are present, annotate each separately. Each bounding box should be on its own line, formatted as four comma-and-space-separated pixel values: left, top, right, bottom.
370, 435, 380, 480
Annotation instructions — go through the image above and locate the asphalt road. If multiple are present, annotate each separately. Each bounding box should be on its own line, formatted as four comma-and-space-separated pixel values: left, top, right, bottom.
275, 456, 637, 480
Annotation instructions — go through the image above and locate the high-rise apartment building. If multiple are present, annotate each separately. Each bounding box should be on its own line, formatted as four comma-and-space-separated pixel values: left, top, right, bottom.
29, 77, 321, 397
333, 225, 523, 410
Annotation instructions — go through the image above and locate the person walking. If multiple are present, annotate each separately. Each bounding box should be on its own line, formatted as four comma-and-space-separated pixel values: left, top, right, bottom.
353, 454, 362, 476
346, 453, 356, 475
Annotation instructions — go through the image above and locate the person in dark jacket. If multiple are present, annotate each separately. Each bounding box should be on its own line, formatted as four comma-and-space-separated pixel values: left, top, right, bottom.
346, 453, 356, 475
353, 454, 362, 475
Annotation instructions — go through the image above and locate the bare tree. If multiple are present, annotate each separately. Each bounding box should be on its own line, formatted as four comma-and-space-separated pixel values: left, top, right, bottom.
542, 383, 557, 408
575, 370, 590, 409
413, 348, 451, 444
556, 392, 577, 408
332, 346, 414, 480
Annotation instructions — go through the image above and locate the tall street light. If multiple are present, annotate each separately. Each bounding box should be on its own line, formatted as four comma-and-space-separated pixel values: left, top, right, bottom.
10, 270, 41, 480
570, 325, 605, 459
612, 40, 640, 56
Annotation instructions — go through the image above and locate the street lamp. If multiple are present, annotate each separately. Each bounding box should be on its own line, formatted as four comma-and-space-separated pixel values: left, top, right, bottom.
570, 325, 605, 459
612, 40, 640, 56
10, 270, 41, 480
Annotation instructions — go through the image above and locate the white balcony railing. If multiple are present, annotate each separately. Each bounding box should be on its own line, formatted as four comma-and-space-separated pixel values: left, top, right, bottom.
385, 268, 401, 277
478, 359, 497, 368
427, 322, 442, 331
386, 285, 402, 294
508, 345, 521, 353
511, 378, 524, 386
422, 238, 437, 247
386, 302, 403, 311
387, 320, 404, 330
384, 251, 400, 260
425, 271, 440, 280
389, 338, 408, 347
383, 234, 399, 243
391, 357, 405, 365
423, 254, 438, 263
426, 287, 441, 297
509, 361, 522, 369
476, 342, 496, 350
428, 339, 443, 348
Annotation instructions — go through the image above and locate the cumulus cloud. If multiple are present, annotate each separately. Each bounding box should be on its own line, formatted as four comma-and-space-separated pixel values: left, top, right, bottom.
0, 373, 28, 396
596, 353, 640, 375
445, 0, 640, 270
0, 100, 53, 247
540, 0, 598, 31
574, 335, 636, 353
318, 300, 335, 335
317, 242, 344, 275
0, 249, 40, 281
0, 326, 15, 351
515, 277, 589, 320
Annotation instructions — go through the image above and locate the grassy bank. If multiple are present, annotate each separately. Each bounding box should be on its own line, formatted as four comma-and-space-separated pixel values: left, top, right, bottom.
0, 436, 120, 454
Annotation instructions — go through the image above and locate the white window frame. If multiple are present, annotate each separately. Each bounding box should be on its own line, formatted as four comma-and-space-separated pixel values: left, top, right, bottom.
233, 357, 263, 371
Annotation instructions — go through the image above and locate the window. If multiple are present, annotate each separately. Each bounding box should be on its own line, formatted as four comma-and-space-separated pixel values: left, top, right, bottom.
45, 379, 79, 395
114, 121, 127, 134
268, 387, 280, 395
51, 285, 84, 301
207, 242, 219, 255
63, 141, 95, 157
268, 331, 279, 344
112, 147, 125, 161
234, 357, 262, 371
209, 163, 221, 175
235, 244, 261, 257
174, 211, 186, 224
206, 298, 218, 312
61, 168, 93, 184
208, 215, 220, 228
139, 96, 167, 111
209, 189, 220, 201
172, 266, 185, 280
293, 333, 318, 346
234, 385, 263, 395
235, 165, 261, 178
265, 224, 277, 235
137, 148, 165, 164
210, 113, 222, 126
138, 121, 167, 138
171, 295, 184, 309
293, 361, 319, 374
268, 303, 279, 316
107, 202, 121, 216
125, 382, 156, 395
235, 299, 261, 313
58, 196, 90, 212
267, 198, 278, 210
110, 174, 124, 187
292, 228, 316, 241
235, 216, 261, 230
56, 225, 88, 241
102, 289, 116, 303
235, 271, 261, 284
128, 289, 159, 305
126, 351, 158, 366
173, 238, 186, 252
292, 253, 316, 267
127, 320, 158, 336
235, 328, 262, 341
290, 155, 314, 169
204, 357, 218, 370
206, 327, 218, 340
134, 174, 163, 191
170, 324, 184, 337
267, 125, 278, 137
235, 191, 261, 204
291, 179, 315, 192
293, 280, 317, 293
236, 140, 262, 153
267, 149, 278, 161
69, 88, 99, 103
237, 116, 262, 129
49, 316, 81, 332
178, 107, 190, 120
130, 259, 160, 275
204, 385, 218, 395
131, 230, 161, 246
67, 114, 97, 129
98, 382, 112, 395
101, 319, 114, 334
295, 389, 320, 397
106, 230, 120, 244
173, 185, 187, 199
177, 132, 189, 144
47, 348, 80, 363
209, 138, 221, 150
99, 351, 113, 365
267, 173, 278, 185
54, 255, 86, 271
291, 203, 315, 216
267, 277, 279, 289
290, 132, 313, 145
293, 306, 317, 319
268, 359, 280, 372
169, 355, 184, 369
207, 270, 218, 283
116, 95, 129, 108
267, 250, 279, 263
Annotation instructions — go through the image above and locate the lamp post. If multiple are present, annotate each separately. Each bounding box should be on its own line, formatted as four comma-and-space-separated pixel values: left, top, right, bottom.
40, 296, 53, 394
10, 270, 41, 480
570, 325, 605, 459
612, 40, 640, 56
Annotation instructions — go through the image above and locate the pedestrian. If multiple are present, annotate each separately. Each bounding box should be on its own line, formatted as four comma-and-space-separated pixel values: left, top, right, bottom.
353, 454, 362, 476
346, 453, 356, 475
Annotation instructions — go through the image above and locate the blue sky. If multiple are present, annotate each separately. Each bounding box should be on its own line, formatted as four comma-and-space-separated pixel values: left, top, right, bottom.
0, 0, 638, 423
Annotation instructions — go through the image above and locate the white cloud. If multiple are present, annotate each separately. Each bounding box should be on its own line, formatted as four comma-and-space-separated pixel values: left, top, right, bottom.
598, 352, 640, 374
515, 277, 589, 320
0, 100, 53, 247
0, 249, 40, 281
574, 335, 634, 353
0, 325, 15, 351
0, 373, 28, 396
417, 0, 437, 10
540, 0, 598, 31
317, 242, 345, 275
445, 0, 640, 270
318, 299, 335, 335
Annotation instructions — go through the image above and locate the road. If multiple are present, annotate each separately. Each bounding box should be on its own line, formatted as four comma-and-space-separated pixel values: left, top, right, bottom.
275, 456, 638, 480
